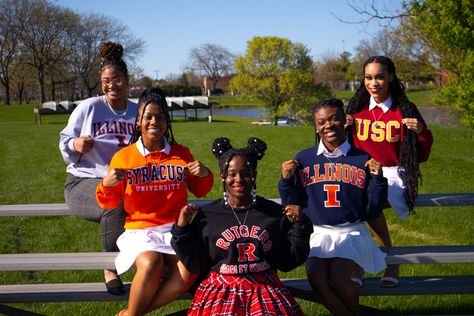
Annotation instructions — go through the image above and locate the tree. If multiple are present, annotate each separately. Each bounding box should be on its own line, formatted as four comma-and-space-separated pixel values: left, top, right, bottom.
343, 0, 474, 127
12, 61, 36, 104
230, 36, 328, 123
407, 0, 474, 127
0, 0, 23, 105
353, 27, 438, 88
16, 0, 78, 103
2, 0, 145, 103
187, 43, 234, 91
68, 13, 145, 98
314, 51, 352, 91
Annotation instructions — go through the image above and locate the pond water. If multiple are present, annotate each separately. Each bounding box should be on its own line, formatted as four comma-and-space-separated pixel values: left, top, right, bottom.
171, 105, 459, 126
171, 106, 265, 119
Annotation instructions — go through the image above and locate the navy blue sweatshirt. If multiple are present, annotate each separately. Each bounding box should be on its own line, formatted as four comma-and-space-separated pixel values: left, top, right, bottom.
279, 145, 387, 226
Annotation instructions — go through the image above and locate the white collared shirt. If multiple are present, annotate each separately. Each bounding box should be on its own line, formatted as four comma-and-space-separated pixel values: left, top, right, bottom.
136, 136, 171, 157
369, 95, 393, 113
317, 139, 351, 159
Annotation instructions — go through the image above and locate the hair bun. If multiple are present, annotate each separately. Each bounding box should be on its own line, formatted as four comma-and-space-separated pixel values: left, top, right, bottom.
247, 137, 267, 160
212, 137, 232, 158
100, 42, 124, 60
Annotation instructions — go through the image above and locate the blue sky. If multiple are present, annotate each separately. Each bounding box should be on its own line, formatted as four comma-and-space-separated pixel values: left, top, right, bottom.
56, 0, 402, 78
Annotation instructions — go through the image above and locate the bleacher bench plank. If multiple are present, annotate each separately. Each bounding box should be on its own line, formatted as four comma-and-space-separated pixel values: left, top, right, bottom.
0, 283, 131, 303
0, 252, 116, 271
1, 246, 473, 272
284, 275, 474, 298
0, 200, 211, 217
0, 282, 193, 303
1, 275, 473, 303
383, 245, 474, 264
0, 203, 73, 216
1, 194, 473, 217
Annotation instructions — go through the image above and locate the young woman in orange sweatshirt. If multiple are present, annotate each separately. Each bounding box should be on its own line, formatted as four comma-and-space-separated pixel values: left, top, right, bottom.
96, 87, 214, 316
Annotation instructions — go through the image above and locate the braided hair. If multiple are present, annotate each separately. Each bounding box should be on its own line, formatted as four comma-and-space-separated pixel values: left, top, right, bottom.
346, 55, 421, 213
212, 137, 267, 204
99, 42, 128, 78
130, 87, 176, 145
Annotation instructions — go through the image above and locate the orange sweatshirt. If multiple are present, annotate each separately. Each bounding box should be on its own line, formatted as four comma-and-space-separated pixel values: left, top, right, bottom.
96, 140, 214, 229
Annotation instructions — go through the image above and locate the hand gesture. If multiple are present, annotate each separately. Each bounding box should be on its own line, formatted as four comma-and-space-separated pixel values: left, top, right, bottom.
401, 118, 423, 134
345, 114, 354, 128
177, 203, 199, 227
102, 168, 127, 188
73, 135, 94, 153
281, 160, 298, 179
365, 158, 382, 175
186, 160, 210, 178
283, 204, 303, 222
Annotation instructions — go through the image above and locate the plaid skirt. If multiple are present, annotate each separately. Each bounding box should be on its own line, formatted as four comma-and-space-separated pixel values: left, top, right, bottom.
188, 270, 303, 316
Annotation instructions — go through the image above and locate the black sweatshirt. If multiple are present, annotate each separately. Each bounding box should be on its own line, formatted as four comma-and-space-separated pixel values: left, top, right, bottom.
171, 197, 313, 275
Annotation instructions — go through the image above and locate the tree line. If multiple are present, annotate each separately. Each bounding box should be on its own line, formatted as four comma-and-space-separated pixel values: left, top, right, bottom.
185, 1, 473, 127
0, 0, 144, 105
1, 0, 472, 127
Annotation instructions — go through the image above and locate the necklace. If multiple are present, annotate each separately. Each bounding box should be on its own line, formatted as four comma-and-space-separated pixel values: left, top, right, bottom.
323, 154, 343, 174
106, 98, 128, 116
228, 204, 250, 226
371, 108, 385, 128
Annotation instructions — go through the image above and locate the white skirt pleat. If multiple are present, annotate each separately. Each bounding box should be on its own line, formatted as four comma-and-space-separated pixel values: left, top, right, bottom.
308, 222, 386, 274
115, 223, 175, 275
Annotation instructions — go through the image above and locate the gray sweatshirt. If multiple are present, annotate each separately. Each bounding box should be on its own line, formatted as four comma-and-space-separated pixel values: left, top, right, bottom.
59, 95, 138, 178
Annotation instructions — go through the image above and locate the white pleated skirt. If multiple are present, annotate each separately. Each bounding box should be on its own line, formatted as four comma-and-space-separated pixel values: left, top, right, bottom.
115, 223, 176, 275
308, 222, 386, 274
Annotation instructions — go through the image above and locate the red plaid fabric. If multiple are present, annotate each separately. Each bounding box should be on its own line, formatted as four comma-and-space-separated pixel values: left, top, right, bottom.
188, 270, 303, 316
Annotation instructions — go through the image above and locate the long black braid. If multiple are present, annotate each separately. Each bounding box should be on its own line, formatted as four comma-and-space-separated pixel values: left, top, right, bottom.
129, 87, 177, 145
212, 137, 267, 204
346, 55, 421, 213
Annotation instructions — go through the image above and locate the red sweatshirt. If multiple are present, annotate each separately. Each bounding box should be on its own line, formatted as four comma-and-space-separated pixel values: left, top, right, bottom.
351, 103, 433, 167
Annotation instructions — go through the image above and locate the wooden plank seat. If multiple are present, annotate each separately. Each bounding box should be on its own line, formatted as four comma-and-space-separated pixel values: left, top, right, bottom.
0, 283, 132, 303
0, 283, 194, 303
284, 275, 474, 298
1, 194, 474, 217
1, 246, 473, 272
1, 275, 473, 303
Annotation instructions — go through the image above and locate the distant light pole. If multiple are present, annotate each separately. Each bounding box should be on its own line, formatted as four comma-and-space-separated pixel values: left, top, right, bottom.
154, 69, 159, 80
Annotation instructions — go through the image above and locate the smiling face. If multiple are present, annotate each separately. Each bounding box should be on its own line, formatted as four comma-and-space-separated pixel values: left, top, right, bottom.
222, 155, 254, 207
101, 66, 128, 108
138, 102, 168, 151
364, 62, 392, 103
314, 105, 346, 152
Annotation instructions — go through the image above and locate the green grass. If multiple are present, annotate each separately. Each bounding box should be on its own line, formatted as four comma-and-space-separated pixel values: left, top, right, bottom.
0, 103, 473, 315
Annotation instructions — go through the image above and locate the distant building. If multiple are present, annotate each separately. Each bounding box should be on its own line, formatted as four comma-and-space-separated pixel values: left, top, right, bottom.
203, 75, 234, 95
